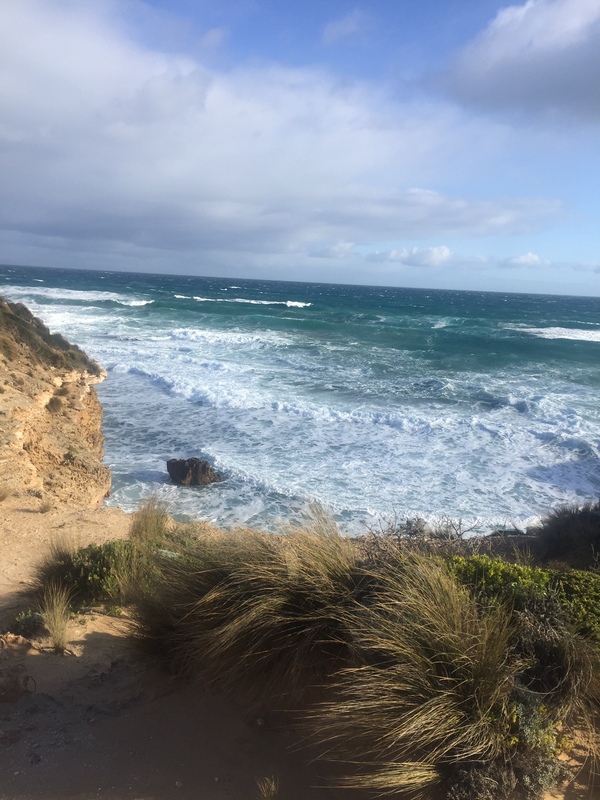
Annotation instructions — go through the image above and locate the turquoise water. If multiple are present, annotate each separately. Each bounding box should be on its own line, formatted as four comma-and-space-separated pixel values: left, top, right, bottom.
2, 263, 600, 533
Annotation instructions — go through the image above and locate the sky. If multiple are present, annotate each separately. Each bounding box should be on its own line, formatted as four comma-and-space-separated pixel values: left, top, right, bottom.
0, 0, 599, 294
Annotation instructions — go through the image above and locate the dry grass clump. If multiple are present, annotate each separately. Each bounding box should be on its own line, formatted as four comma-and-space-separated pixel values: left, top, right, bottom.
131, 510, 369, 703
46, 395, 63, 413
255, 776, 279, 800
311, 554, 521, 797
0, 486, 11, 503
535, 501, 600, 569
358, 513, 499, 566
39, 582, 71, 653
129, 495, 171, 546
39, 497, 53, 513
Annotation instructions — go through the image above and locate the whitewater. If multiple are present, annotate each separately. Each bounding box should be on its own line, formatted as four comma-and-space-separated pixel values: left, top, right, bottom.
2, 264, 600, 534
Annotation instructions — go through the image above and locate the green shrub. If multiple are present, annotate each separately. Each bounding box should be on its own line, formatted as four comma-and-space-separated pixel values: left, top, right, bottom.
35, 539, 137, 605
0, 298, 101, 375
448, 554, 600, 736
10, 609, 44, 637
448, 554, 600, 641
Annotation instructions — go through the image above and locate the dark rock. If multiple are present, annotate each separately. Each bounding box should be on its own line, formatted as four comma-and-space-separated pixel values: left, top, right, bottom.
167, 458, 222, 486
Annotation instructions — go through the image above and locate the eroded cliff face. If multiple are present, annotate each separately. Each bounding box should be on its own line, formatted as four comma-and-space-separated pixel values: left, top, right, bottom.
0, 298, 110, 508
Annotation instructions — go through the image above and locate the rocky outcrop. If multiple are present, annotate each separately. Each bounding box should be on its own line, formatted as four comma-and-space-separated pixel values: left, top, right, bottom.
0, 297, 110, 508
167, 458, 222, 486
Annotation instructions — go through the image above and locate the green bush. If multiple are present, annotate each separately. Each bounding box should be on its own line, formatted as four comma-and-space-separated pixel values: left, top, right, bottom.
448, 554, 600, 640
10, 609, 44, 637
35, 539, 136, 605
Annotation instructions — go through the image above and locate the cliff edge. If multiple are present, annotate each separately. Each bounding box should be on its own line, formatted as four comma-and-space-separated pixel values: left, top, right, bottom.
0, 297, 110, 508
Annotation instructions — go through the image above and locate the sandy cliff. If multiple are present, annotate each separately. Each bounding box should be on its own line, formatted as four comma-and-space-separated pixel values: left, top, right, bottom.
0, 297, 110, 508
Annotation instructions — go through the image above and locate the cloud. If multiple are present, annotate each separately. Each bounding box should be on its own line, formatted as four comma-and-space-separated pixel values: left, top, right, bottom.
311, 242, 355, 258
367, 246, 453, 266
443, 0, 600, 121
322, 10, 366, 45
0, 1, 563, 276
500, 252, 549, 268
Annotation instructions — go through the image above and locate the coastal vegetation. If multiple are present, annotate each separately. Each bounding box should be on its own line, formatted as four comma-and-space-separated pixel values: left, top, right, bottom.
31, 498, 600, 799
0, 297, 101, 376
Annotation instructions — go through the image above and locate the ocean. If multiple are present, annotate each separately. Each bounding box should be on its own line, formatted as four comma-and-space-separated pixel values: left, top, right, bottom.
2, 263, 600, 534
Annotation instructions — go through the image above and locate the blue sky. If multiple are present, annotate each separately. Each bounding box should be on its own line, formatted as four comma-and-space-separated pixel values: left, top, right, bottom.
0, 0, 599, 294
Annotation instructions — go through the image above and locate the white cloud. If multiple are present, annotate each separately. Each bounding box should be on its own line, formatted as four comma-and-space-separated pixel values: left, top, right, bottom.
507, 252, 543, 266
322, 10, 365, 45
444, 0, 600, 120
500, 251, 550, 268
367, 246, 453, 266
0, 1, 564, 275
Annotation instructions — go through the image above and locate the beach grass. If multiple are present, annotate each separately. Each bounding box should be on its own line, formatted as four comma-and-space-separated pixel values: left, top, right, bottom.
39, 582, 71, 653
255, 776, 279, 800
31, 497, 600, 798
131, 509, 369, 704
310, 553, 521, 796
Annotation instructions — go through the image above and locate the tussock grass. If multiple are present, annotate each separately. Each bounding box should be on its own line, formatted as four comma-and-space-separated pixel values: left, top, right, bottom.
129, 495, 171, 546
131, 510, 369, 702
255, 776, 279, 800
39, 498, 53, 513
45, 395, 63, 413
536, 501, 600, 569
39, 582, 71, 653
310, 554, 521, 797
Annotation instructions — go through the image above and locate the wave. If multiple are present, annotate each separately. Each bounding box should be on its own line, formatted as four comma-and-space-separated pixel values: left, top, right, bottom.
114, 362, 493, 435
117, 299, 154, 307
2, 284, 125, 303
507, 325, 600, 342
167, 327, 292, 349
192, 296, 311, 308
2, 284, 153, 307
